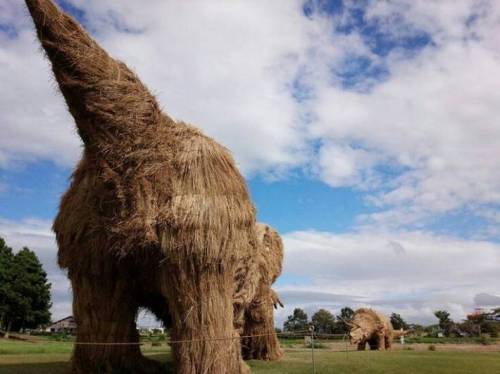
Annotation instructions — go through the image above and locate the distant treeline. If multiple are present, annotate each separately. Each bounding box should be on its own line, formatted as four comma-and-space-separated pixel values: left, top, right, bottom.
280, 307, 499, 338
0, 237, 51, 333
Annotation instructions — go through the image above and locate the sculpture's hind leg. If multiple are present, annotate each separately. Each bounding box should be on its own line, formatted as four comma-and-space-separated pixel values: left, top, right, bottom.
69, 261, 163, 374
161, 261, 249, 374
385, 335, 392, 350
376, 332, 386, 351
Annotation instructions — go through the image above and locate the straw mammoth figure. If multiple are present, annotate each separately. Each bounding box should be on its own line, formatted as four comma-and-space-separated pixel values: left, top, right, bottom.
235, 223, 284, 361
348, 308, 394, 351
25, 1, 256, 373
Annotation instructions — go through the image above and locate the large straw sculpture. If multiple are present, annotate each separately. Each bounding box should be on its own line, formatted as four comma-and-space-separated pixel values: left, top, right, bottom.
25, 1, 256, 373
238, 223, 284, 361
347, 308, 394, 350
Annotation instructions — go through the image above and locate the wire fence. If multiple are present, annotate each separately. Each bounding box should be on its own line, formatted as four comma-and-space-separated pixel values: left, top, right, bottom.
6, 329, 354, 374
8, 329, 500, 374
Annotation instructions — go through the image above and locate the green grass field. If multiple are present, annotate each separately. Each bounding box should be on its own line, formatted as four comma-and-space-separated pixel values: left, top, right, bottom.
1, 339, 499, 373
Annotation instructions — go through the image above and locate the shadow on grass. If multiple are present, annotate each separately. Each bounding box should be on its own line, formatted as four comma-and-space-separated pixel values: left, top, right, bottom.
0, 355, 172, 374
0, 361, 68, 374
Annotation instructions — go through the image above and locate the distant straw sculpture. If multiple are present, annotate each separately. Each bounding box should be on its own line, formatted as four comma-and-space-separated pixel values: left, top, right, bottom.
25, 0, 257, 373
347, 308, 394, 350
238, 223, 284, 361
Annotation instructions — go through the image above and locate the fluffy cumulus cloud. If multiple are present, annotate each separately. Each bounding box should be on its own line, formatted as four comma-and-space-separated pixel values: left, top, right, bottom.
275, 229, 500, 326
303, 0, 500, 230
0, 0, 319, 175
0, 11, 80, 168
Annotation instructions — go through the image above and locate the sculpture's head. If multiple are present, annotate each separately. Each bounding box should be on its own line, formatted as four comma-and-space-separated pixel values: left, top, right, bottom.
255, 223, 284, 283
347, 321, 367, 345
349, 326, 367, 345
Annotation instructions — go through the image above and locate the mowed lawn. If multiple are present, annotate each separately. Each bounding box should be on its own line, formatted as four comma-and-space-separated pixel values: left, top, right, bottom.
1, 339, 500, 373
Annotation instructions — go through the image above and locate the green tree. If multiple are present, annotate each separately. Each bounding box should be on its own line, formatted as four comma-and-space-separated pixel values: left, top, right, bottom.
312, 309, 335, 334
283, 308, 309, 332
408, 323, 424, 336
0, 237, 15, 331
434, 310, 454, 336
467, 312, 499, 337
458, 319, 480, 337
1, 244, 52, 332
336, 307, 354, 334
390, 313, 409, 330
13, 247, 52, 330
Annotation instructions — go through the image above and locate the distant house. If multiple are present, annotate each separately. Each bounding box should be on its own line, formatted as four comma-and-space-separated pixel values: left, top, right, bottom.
469, 307, 486, 317
468, 308, 500, 322
45, 316, 77, 334
138, 327, 165, 335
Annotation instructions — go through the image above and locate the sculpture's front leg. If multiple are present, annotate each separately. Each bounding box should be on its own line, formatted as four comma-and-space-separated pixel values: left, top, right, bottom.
70, 260, 163, 374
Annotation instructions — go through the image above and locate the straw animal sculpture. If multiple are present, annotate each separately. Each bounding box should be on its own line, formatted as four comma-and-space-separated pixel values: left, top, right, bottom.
238, 223, 284, 361
25, 1, 258, 373
348, 308, 394, 350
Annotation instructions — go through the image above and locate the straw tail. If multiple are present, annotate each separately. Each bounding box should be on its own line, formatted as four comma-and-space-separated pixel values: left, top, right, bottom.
25, 0, 164, 149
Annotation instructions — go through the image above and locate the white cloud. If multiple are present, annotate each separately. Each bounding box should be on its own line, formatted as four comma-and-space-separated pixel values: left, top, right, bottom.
1, 0, 324, 176
0, 25, 81, 168
317, 143, 380, 188
275, 229, 500, 326
363, 0, 480, 44
307, 2, 500, 228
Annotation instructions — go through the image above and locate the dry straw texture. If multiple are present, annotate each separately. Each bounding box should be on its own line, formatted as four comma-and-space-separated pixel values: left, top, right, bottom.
26, 0, 259, 372
239, 224, 284, 361
349, 308, 394, 351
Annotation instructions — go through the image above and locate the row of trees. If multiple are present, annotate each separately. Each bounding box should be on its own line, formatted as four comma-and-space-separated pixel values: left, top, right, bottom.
0, 237, 52, 333
283, 307, 410, 334
282, 308, 498, 338
433, 310, 499, 337
283, 307, 355, 334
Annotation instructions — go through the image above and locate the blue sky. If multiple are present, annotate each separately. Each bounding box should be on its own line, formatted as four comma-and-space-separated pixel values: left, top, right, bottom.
1, 0, 500, 326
